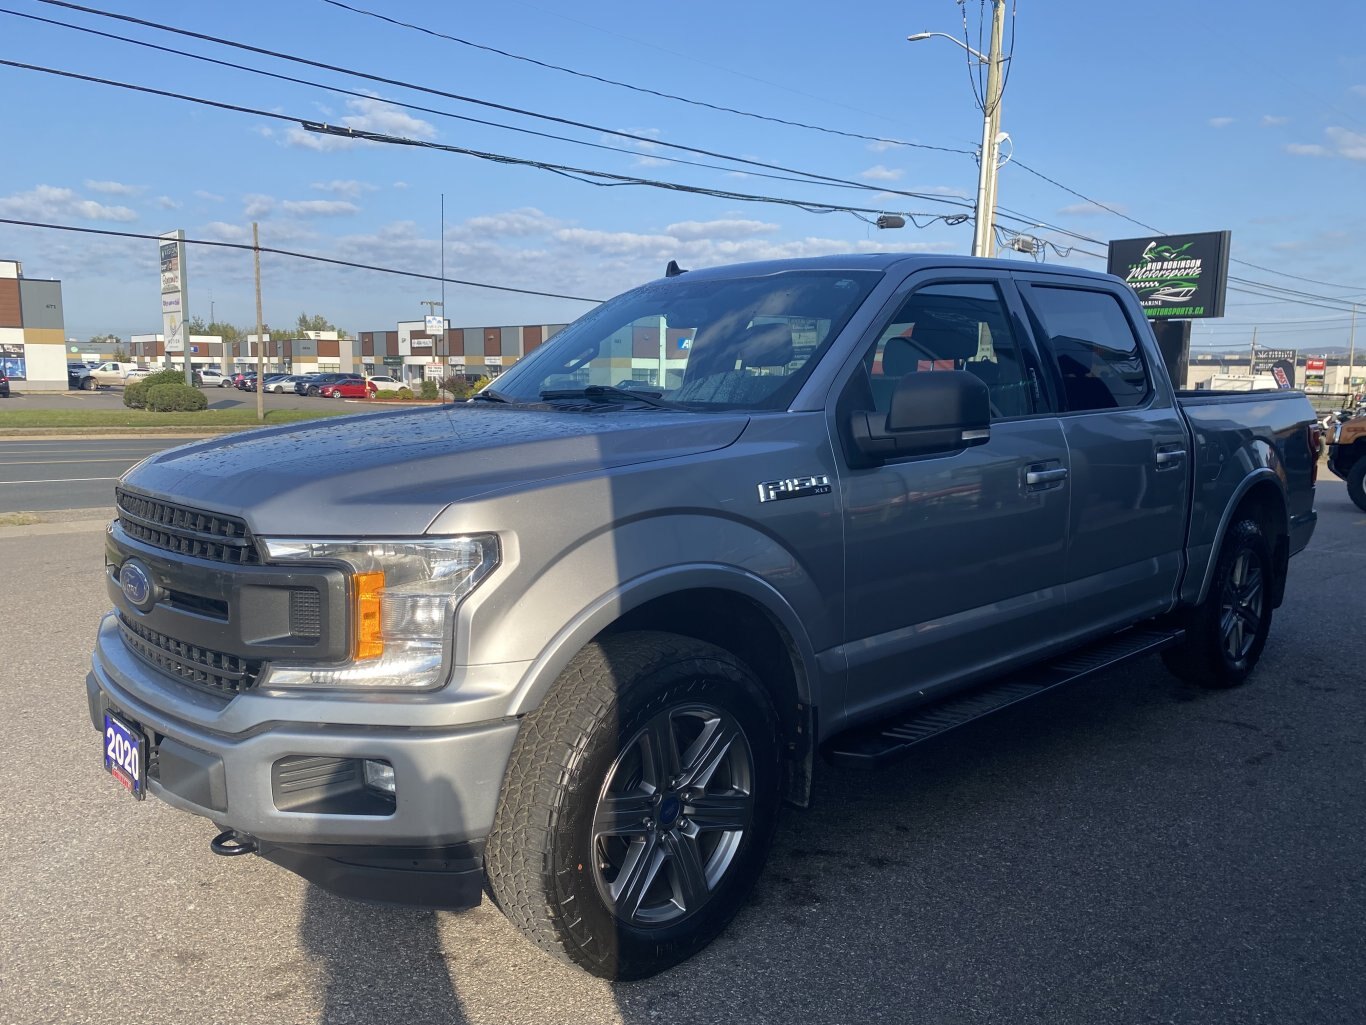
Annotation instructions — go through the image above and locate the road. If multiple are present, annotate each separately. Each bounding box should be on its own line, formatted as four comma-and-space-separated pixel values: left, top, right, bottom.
0, 438, 176, 512
0, 481, 1361, 1025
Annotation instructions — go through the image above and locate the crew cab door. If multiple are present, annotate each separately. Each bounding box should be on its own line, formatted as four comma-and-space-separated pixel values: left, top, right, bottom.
831, 272, 1071, 722
1013, 275, 1190, 629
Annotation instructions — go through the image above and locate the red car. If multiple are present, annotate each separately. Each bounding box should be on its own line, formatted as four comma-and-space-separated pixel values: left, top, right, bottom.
319, 377, 377, 399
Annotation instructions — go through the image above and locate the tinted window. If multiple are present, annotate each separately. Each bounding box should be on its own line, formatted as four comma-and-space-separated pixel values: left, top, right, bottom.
863, 282, 1036, 419
1026, 286, 1149, 411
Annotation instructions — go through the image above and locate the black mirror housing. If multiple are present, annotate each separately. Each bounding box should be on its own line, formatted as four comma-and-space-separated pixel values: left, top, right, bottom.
849, 370, 990, 464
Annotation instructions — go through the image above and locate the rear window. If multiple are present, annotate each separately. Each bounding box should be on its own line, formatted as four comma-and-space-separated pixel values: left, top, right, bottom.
1025, 285, 1150, 411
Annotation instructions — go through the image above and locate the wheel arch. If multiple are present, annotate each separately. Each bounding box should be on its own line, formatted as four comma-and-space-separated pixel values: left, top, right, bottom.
507, 567, 822, 806
1194, 471, 1289, 608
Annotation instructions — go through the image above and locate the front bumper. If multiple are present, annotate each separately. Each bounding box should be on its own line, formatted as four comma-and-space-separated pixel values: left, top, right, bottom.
87, 614, 524, 907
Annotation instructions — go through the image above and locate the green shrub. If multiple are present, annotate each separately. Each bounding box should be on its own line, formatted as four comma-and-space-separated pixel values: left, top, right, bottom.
396, 387, 415, 400
467, 375, 493, 398
145, 383, 208, 412
123, 381, 146, 408
374, 389, 401, 399
419, 378, 438, 400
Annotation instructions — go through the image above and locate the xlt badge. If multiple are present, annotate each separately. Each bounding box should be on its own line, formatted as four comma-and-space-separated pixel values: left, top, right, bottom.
757, 475, 832, 503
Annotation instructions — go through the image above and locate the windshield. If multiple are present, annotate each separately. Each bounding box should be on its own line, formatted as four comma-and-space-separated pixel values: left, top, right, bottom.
491, 270, 881, 410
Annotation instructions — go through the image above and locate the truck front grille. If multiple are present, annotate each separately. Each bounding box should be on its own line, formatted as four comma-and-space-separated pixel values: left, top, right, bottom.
118, 614, 262, 694
116, 489, 260, 565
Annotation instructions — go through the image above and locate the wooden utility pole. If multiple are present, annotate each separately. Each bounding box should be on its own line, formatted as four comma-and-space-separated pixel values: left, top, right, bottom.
253, 222, 264, 423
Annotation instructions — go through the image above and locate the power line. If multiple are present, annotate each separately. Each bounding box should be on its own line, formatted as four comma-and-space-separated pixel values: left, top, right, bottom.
30, 0, 970, 208
0, 5, 960, 201
0, 217, 607, 303
0, 58, 980, 226
317, 0, 976, 157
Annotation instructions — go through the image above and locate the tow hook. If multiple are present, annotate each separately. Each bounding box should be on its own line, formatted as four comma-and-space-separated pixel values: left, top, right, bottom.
209, 829, 259, 857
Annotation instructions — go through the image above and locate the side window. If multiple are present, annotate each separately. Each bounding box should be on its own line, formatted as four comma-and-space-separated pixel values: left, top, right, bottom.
1025, 285, 1150, 411
864, 282, 1036, 419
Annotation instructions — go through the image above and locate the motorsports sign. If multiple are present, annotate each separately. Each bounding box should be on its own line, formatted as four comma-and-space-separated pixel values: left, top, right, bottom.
1107, 230, 1231, 319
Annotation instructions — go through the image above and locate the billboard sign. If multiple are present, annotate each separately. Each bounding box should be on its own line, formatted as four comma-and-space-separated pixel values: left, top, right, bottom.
1252, 347, 1297, 389
158, 230, 189, 367
1304, 357, 1327, 393
1107, 230, 1231, 319
424, 315, 447, 337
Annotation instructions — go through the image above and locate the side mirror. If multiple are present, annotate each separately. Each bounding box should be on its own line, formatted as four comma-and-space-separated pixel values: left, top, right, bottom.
848, 370, 990, 464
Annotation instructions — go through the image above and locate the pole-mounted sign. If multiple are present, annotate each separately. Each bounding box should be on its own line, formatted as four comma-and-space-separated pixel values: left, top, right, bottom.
1107, 230, 1231, 319
159, 229, 191, 380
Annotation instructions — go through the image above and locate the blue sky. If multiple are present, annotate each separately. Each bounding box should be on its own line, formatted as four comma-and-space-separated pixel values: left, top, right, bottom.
1, 0, 1364, 351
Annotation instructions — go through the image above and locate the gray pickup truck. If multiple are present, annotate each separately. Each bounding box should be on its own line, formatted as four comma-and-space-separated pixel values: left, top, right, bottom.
87, 255, 1318, 978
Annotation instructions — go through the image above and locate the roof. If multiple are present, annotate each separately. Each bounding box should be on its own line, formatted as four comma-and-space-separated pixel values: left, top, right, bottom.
666, 253, 1120, 284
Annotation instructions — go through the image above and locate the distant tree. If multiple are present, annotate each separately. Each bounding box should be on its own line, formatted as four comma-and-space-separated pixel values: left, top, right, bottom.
88, 332, 121, 347
186, 315, 210, 335
296, 312, 338, 335
111, 345, 129, 362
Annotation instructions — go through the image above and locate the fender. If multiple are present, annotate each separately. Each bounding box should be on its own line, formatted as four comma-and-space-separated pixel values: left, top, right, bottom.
505, 562, 826, 719
1188, 467, 1289, 606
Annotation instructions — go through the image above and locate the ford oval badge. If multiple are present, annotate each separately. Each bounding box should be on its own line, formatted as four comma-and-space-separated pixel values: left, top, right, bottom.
119, 559, 156, 611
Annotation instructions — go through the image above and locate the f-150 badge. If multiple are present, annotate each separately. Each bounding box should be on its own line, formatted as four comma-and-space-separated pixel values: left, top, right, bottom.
757, 475, 832, 503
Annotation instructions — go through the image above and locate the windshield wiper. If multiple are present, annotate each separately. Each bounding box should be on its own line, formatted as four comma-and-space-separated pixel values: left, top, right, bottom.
470, 387, 511, 403
538, 385, 674, 409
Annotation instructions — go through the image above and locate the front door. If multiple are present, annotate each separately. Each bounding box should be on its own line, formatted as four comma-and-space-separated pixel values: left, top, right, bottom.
835, 274, 1071, 723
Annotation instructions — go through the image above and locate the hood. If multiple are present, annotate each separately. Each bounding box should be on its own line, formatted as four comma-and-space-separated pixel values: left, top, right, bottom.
122, 404, 749, 535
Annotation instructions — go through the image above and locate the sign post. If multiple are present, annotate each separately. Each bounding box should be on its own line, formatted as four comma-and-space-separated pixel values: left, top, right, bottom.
159, 229, 191, 384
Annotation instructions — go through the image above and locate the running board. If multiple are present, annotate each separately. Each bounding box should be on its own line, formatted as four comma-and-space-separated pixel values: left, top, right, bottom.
825, 627, 1184, 769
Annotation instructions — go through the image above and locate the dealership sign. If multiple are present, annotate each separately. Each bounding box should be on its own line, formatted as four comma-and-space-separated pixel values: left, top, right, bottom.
1107, 230, 1231, 319
1252, 347, 1297, 389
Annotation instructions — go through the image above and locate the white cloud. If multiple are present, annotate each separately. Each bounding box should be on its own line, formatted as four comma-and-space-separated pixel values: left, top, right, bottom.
283, 98, 438, 151
201, 221, 252, 243
280, 199, 360, 216
243, 193, 275, 217
392, 181, 409, 190
866, 140, 901, 153
85, 179, 141, 196
1261, 115, 1290, 127
458, 208, 563, 238
155, 196, 181, 210
1325, 126, 1366, 160
0, 185, 137, 222
860, 164, 905, 181
665, 219, 780, 241
1059, 201, 1128, 217
1284, 127, 1366, 160
309, 180, 377, 199
194, 190, 225, 203
1208, 117, 1235, 128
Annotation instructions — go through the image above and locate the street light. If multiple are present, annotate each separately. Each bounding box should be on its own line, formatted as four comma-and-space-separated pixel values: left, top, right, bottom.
908, 2, 1009, 257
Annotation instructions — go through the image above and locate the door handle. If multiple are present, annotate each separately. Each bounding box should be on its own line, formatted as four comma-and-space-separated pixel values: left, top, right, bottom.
1155, 448, 1186, 468
1025, 467, 1069, 486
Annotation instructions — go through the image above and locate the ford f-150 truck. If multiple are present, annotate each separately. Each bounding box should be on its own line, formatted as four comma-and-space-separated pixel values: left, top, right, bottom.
87, 255, 1318, 979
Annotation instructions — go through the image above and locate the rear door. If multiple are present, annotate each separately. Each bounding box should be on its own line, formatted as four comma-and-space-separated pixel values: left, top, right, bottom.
1013, 275, 1189, 630
832, 270, 1072, 722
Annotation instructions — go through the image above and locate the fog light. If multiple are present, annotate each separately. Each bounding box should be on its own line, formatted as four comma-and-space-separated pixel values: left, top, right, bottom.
363, 759, 396, 794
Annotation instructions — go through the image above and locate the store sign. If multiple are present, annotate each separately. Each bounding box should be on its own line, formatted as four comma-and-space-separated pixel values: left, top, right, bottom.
1107, 230, 1231, 319
484, 355, 503, 366
1304, 357, 1327, 393
158, 230, 190, 363
424, 315, 447, 337
1252, 347, 1297, 389
382, 356, 403, 367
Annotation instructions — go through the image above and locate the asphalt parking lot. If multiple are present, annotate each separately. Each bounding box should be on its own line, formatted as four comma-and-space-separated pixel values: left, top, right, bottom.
0, 480, 1361, 1025
4, 382, 336, 413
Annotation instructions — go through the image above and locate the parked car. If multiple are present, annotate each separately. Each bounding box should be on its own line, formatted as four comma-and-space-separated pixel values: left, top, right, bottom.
87, 254, 1320, 980
0, 370, 9, 397
366, 374, 404, 391
68, 362, 96, 390
197, 368, 226, 387
320, 377, 377, 399
1325, 412, 1366, 510
263, 375, 306, 394
237, 376, 260, 392
292, 374, 324, 395
300, 373, 351, 397
86, 361, 146, 387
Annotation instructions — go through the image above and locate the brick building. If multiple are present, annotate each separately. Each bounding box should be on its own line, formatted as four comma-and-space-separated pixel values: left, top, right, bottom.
0, 259, 69, 392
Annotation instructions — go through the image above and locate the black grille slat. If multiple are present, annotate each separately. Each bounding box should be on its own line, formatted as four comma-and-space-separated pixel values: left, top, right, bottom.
289, 590, 322, 641
116, 489, 260, 565
118, 614, 262, 695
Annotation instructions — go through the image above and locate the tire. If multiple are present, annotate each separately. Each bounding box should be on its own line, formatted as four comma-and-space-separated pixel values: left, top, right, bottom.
486, 631, 782, 980
1347, 459, 1366, 513
1162, 518, 1274, 688
332, 390, 343, 399
81, 376, 96, 391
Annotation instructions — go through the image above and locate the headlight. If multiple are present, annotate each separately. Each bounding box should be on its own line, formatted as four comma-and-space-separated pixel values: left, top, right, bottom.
258, 535, 498, 689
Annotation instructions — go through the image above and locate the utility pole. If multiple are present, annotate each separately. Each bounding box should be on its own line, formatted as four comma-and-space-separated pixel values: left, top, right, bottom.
253, 222, 264, 423
972, 0, 1008, 258
1349, 303, 1358, 402
1249, 326, 1258, 376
